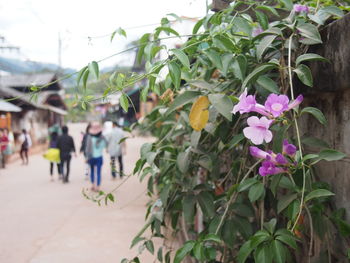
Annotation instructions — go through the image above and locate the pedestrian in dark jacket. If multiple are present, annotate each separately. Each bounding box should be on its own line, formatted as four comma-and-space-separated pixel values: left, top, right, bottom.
57, 126, 76, 183
80, 123, 91, 180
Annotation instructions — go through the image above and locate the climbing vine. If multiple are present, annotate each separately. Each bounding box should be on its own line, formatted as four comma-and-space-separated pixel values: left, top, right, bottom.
76, 0, 350, 262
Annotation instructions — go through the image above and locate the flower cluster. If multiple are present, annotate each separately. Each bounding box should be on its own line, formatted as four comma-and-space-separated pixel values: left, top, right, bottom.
232, 89, 303, 145
294, 4, 309, 14
250, 140, 297, 176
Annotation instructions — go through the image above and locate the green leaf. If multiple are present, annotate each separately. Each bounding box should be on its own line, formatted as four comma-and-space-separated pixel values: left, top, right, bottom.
275, 230, 297, 249
264, 218, 277, 234
248, 182, 265, 203
222, 219, 236, 246
278, 0, 293, 10
205, 49, 223, 70
208, 94, 233, 121
140, 143, 153, 160
302, 136, 329, 149
317, 149, 346, 161
170, 49, 190, 69
177, 150, 191, 173
293, 64, 313, 87
155, 26, 179, 39
191, 130, 201, 148
120, 93, 129, 112
242, 63, 277, 88
167, 91, 201, 114
271, 240, 286, 263
296, 23, 322, 45
256, 75, 279, 93
197, 191, 215, 219
89, 61, 99, 80
305, 189, 335, 203
130, 236, 145, 248
107, 193, 115, 202
256, 5, 279, 17
232, 17, 252, 36
174, 241, 195, 263
183, 194, 196, 224
301, 107, 327, 125
168, 61, 181, 89
82, 68, 90, 89
296, 53, 328, 66
255, 10, 269, 30
277, 193, 298, 214
213, 35, 236, 52
137, 33, 151, 64
204, 233, 221, 243
232, 55, 247, 81
77, 66, 88, 85
193, 242, 204, 261
272, 125, 289, 153
157, 247, 163, 262
254, 245, 272, 263
228, 133, 245, 150
111, 27, 127, 42
256, 35, 277, 61
237, 240, 253, 263
192, 18, 204, 34
238, 178, 258, 192
145, 240, 154, 255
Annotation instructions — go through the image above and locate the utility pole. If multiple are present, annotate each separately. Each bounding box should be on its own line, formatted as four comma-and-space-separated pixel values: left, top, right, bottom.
58, 32, 62, 69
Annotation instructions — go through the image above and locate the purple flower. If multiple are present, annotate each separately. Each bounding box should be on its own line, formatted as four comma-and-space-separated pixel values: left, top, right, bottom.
232, 89, 257, 114
243, 116, 273, 145
265, 94, 290, 117
252, 27, 264, 37
259, 160, 286, 176
283, 139, 297, 156
249, 146, 271, 159
275, 153, 288, 165
287, 94, 303, 110
294, 4, 309, 13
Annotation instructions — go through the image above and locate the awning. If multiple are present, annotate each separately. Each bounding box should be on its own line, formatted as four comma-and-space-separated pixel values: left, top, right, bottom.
44, 105, 67, 115
0, 99, 22, 112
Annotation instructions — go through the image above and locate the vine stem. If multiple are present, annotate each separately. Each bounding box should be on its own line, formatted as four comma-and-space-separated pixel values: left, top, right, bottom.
215, 160, 262, 235
287, 35, 307, 232
305, 206, 314, 262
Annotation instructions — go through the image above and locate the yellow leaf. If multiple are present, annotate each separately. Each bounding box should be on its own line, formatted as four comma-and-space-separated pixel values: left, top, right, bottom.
189, 96, 210, 131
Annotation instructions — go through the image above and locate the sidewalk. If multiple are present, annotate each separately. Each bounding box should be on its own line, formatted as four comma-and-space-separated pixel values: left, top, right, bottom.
0, 123, 156, 263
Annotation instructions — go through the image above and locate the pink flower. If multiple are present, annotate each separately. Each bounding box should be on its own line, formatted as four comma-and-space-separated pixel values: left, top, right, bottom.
232, 89, 256, 114
287, 94, 303, 110
294, 4, 309, 13
265, 94, 290, 117
259, 160, 286, 176
243, 116, 273, 145
283, 139, 297, 156
249, 146, 271, 159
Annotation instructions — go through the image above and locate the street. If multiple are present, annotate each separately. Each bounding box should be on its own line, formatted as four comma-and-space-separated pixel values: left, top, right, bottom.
0, 123, 156, 263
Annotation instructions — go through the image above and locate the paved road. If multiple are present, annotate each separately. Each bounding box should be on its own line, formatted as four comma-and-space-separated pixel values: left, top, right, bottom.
0, 123, 155, 263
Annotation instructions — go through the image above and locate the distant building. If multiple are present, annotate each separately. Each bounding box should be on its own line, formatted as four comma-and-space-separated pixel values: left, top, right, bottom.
0, 73, 67, 145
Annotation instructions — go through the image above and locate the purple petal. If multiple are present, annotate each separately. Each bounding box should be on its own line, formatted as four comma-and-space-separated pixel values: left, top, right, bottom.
249, 146, 269, 159
288, 94, 303, 110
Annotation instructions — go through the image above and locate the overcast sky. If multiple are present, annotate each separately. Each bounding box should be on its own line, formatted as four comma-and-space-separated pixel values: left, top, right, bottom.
0, 0, 207, 70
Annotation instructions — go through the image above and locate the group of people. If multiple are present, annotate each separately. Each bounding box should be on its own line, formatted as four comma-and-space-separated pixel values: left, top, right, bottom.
46, 121, 126, 192
0, 128, 32, 168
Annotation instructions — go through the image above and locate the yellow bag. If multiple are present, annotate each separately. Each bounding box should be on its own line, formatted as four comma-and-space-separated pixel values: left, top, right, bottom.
43, 148, 60, 163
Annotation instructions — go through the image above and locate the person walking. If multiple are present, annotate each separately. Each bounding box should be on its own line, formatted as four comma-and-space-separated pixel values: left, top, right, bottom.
19, 129, 32, 165
106, 121, 126, 179
0, 129, 9, 168
80, 123, 91, 180
43, 132, 61, 181
86, 122, 107, 192
57, 126, 76, 183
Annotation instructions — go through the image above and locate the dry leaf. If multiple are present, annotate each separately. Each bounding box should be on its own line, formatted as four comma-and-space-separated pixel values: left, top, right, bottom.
189, 96, 210, 131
